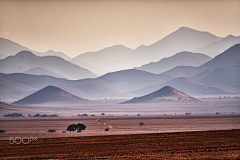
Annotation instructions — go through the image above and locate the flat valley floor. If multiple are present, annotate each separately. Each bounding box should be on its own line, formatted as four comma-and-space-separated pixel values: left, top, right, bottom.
0, 129, 239, 159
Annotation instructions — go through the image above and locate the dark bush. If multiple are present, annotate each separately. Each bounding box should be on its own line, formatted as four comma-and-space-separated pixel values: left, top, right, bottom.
0, 130, 6, 133
48, 130, 56, 133
4, 113, 23, 117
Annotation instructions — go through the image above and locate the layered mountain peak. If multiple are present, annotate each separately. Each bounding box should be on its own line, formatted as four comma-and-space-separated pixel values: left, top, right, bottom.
15, 51, 37, 58
123, 86, 199, 103
13, 86, 90, 105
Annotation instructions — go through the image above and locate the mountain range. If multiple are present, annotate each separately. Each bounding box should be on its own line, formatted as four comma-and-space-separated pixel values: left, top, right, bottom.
0, 51, 96, 80
193, 35, 240, 58
0, 27, 239, 102
135, 51, 211, 74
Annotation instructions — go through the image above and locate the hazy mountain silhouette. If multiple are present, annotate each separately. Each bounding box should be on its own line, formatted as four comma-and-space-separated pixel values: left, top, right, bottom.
23, 67, 67, 79
193, 35, 240, 58
13, 86, 90, 105
0, 73, 129, 100
93, 69, 174, 92
192, 68, 240, 93
0, 37, 71, 60
123, 86, 199, 103
69, 58, 98, 72
163, 66, 208, 77
162, 44, 240, 78
72, 45, 133, 66
56, 83, 129, 98
113, 27, 222, 69
200, 44, 240, 69
135, 52, 211, 74
0, 51, 96, 80
129, 77, 232, 96
0, 73, 69, 99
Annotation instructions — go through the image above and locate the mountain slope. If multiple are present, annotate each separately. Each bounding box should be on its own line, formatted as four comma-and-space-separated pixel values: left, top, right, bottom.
162, 66, 208, 77
114, 27, 222, 69
23, 67, 67, 79
129, 77, 232, 96
123, 86, 199, 103
93, 69, 175, 92
0, 51, 96, 80
193, 35, 240, 58
200, 44, 240, 69
13, 86, 89, 105
191, 68, 240, 93
0, 73, 129, 100
0, 73, 69, 99
0, 37, 71, 60
72, 45, 133, 66
135, 52, 211, 74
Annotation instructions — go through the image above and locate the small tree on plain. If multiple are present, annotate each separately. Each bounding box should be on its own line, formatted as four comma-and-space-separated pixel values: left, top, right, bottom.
101, 113, 105, 116
76, 123, 86, 132
139, 122, 144, 127
67, 124, 76, 133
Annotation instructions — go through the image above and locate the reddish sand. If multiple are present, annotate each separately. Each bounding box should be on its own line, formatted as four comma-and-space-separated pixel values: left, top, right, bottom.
0, 129, 239, 159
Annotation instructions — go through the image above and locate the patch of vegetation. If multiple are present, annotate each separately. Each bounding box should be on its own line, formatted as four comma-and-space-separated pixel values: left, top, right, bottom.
4, 113, 24, 117
48, 130, 56, 133
30, 114, 58, 117
67, 123, 86, 133
139, 122, 144, 127
0, 130, 6, 133
77, 114, 88, 117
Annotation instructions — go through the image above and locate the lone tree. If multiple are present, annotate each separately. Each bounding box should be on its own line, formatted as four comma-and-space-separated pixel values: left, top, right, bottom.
67, 124, 76, 133
139, 122, 144, 127
67, 123, 86, 133
101, 113, 105, 116
105, 128, 109, 132
76, 123, 86, 132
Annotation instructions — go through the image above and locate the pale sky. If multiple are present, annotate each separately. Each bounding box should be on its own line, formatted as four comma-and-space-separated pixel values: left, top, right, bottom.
0, 0, 240, 58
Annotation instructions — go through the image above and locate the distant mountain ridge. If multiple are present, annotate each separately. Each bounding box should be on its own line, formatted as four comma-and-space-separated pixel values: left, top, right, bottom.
200, 44, 240, 69
23, 67, 67, 79
129, 77, 232, 96
0, 51, 96, 80
0, 37, 71, 60
135, 51, 211, 74
72, 45, 133, 66
13, 86, 90, 105
111, 27, 222, 70
123, 86, 199, 104
193, 35, 240, 58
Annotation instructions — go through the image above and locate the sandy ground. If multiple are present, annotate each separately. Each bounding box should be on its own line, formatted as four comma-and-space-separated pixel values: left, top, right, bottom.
1, 98, 240, 118
0, 114, 239, 140
0, 129, 239, 159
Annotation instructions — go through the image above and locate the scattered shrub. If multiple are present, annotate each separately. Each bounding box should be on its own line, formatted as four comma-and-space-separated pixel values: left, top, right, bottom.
4, 113, 23, 117
48, 130, 56, 133
0, 130, 6, 133
33, 114, 58, 117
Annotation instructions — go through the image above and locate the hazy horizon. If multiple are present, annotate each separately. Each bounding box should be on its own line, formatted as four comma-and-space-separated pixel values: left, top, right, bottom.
0, 0, 240, 58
